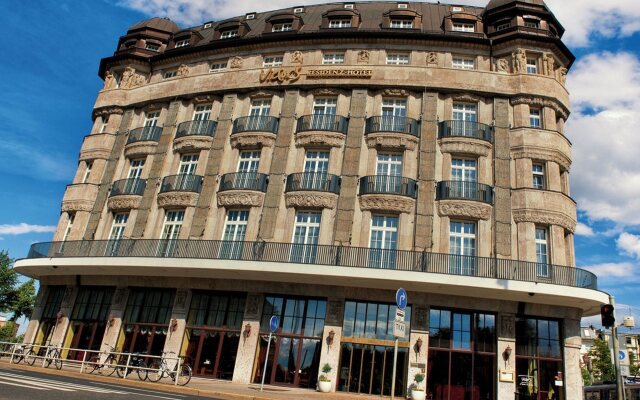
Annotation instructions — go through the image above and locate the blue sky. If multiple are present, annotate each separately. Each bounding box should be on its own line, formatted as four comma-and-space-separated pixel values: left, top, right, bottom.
1, 0, 640, 331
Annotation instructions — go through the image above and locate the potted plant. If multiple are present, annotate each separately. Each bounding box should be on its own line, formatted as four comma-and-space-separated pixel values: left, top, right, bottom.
318, 363, 332, 393
411, 372, 426, 400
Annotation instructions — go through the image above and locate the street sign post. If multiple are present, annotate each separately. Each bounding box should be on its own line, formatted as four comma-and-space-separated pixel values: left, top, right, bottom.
396, 288, 407, 310
393, 320, 406, 338
260, 316, 279, 391
391, 288, 407, 400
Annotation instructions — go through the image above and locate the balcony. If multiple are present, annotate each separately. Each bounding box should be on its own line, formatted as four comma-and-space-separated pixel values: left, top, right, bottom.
232, 116, 279, 134
157, 174, 203, 208
438, 120, 492, 142
125, 126, 163, 158
358, 175, 417, 214
107, 178, 146, 211
79, 133, 116, 161
296, 114, 348, 134
174, 120, 217, 152
61, 183, 99, 213
436, 181, 494, 204
365, 116, 419, 136
284, 172, 341, 209
217, 172, 269, 207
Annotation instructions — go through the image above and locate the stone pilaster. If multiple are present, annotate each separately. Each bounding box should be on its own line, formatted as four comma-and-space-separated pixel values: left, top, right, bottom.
232, 293, 264, 384
407, 306, 429, 394
23, 285, 47, 344
415, 92, 438, 251
334, 89, 368, 245
497, 313, 516, 400
317, 299, 344, 391
494, 98, 512, 258
563, 317, 583, 400
162, 289, 191, 369
100, 287, 129, 360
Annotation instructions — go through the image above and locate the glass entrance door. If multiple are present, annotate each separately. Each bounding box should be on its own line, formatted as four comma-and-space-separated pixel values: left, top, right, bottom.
338, 343, 409, 396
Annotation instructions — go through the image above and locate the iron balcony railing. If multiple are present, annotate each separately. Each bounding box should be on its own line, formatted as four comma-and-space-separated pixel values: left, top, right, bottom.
109, 178, 146, 197
296, 114, 349, 134
219, 172, 269, 192
175, 120, 217, 138
159, 174, 203, 194
436, 181, 494, 204
231, 116, 279, 134
25, 239, 598, 290
285, 172, 341, 194
127, 126, 163, 144
359, 175, 418, 198
365, 116, 420, 136
438, 120, 493, 142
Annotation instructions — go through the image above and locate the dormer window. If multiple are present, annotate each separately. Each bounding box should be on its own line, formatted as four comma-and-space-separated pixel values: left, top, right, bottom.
293, 7, 304, 13
524, 20, 540, 29
452, 22, 475, 32
397, 3, 408, 9
496, 23, 510, 31
215, 20, 250, 40
383, 9, 422, 30
272, 23, 293, 32
203, 22, 213, 29
246, 13, 256, 20
221, 30, 239, 39
145, 42, 160, 52
390, 19, 413, 29
175, 39, 189, 48
329, 19, 352, 28
322, 8, 360, 30
344, 3, 354, 9
452, 7, 463, 12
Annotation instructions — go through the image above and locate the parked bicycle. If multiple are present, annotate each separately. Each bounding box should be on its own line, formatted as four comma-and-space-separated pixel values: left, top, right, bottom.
9, 344, 33, 364
26, 346, 62, 369
86, 345, 118, 376
148, 351, 192, 386
116, 352, 148, 380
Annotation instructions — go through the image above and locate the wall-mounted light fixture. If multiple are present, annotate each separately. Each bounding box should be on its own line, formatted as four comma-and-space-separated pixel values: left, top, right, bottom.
170, 318, 178, 332
243, 323, 252, 341
502, 345, 512, 368
327, 329, 335, 347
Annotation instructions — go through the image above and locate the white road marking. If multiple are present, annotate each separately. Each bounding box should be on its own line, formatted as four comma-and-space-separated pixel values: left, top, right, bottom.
0, 374, 75, 391
0, 379, 49, 390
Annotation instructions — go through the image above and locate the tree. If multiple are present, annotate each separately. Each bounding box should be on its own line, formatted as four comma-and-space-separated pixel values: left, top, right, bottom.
0, 251, 18, 313
590, 338, 615, 384
630, 351, 640, 377
11, 279, 36, 321
581, 366, 593, 386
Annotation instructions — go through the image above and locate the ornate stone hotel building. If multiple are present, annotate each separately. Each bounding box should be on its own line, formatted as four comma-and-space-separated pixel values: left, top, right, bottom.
16, 1, 608, 398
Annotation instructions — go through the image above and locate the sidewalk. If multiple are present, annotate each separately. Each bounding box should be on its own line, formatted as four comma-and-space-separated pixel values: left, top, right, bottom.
0, 359, 390, 400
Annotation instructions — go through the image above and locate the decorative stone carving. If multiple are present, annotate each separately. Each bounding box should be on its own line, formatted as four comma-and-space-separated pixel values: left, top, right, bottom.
381, 88, 409, 97
325, 300, 345, 326
230, 56, 243, 69
107, 195, 142, 211
365, 132, 418, 151
359, 194, 415, 214
295, 131, 345, 148
120, 67, 146, 89
103, 70, 117, 90
511, 147, 571, 172
285, 192, 338, 209
426, 52, 438, 66
543, 53, 555, 76
173, 136, 213, 153
452, 93, 484, 103
193, 95, 216, 104
512, 49, 526, 73
244, 294, 262, 320
357, 50, 370, 64
93, 107, 124, 119
61, 199, 94, 213
311, 88, 345, 97
217, 191, 264, 207
124, 142, 159, 158
500, 314, 515, 338
512, 209, 576, 233
142, 103, 166, 112
291, 50, 303, 64
80, 148, 111, 161
230, 132, 277, 149
497, 58, 509, 73
438, 200, 492, 220
510, 96, 569, 120
248, 90, 276, 99
559, 67, 568, 85
157, 192, 199, 208
439, 137, 492, 157
176, 64, 190, 77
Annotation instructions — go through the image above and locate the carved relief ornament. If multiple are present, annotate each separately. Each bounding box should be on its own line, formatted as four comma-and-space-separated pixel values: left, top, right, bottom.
380, 88, 411, 97
439, 138, 492, 158
217, 191, 264, 207
107, 195, 142, 211
157, 192, 199, 208
176, 64, 190, 77
230, 56, 243, 69
192, 95, 216, 104
496, 58, 510, 73
124, 142, 158, 158
173, 136, 214, 153
511, 148, 571, 172
285, 192, 338, 209
248, 90, 277, 99
61, 200, 93, 213
438, 200, 492, 221
510, 96, 568, 120
512, 48, 526, 73
310, 88, 345, 97
365, 132, 418, 151
120, 66, 146, 89
359, 194, 415, 214
103, 70, 117, 90
512, 209, 576, 233
291, 50, 304, 64
426, 52, 438, 65
295, 131, 345, 148
93, 107, 124, 119
357, 50, 370, 64
452, 93, 484, 103
230, 132, 277, 149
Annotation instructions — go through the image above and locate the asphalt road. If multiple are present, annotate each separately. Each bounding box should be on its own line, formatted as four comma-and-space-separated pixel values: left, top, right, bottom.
0, 366, 213, 400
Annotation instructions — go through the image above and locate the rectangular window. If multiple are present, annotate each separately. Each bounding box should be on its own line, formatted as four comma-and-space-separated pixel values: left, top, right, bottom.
42, 286, 66, 320
386, 53, 410, 65
310, 97, 338, 130
291, 211, 321, 263
193, 104, 212, 121
304, 150, 330, 174
536, 227, 550, 276
236, 150, 261, 188
220, 30, 238, 39
62, 213, 74, 242
179, 154, 199, 175
532, 163, 545, 189
145, 43, 160, 51
220, 210, 249, 259
203, 22, 213, 28
344, 3, 354, 9
261, 296, 326, 337
451, 158, 477, 183
245, 13, 255, 20
328, 19, 352, 28
71, 287, 114, 322
123, 288, 175, 324
524, 20, 539, 29
82, 161, 92, 183
449, 221, 476, 275
106, 212, 129, 256
322, 53, 345, 65
209, 60, 228, 73
187, 292, 246, 329
452, 103, 477, 136
293, 7, 304, 13
99, 116, 109, 133
369, 215, 398, 268
376, 153, 403, 177
163, 70, 177, 79
175, 39, 189, 48
128, 159, 145, 179
342, 300, 411, 340
496, 23, 510, 31
452, 22, 475, 32
390, 19, 413, 29
527, 58, 538, 74
263, 55, 284, 67
530, 108, 541, 128
397, 3, 408, 9
144, 111, 160, 127
452, 57, 475, 70
272, 23, 293, 32
158, 211, 184, 257
381, 98, 407, 131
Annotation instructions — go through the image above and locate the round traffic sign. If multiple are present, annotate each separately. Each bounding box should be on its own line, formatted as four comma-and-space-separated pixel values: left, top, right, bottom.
269, 315, 280, 333
620, 350, 626, 361
396, 288, 408, 310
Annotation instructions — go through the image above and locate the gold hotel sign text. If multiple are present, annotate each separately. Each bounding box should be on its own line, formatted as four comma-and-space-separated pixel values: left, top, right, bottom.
259, 67, 373, 84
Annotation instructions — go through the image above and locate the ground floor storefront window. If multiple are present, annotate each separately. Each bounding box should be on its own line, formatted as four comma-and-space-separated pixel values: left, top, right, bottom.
182, 291, 245, 379
337, 300, 411, 397
66, 287, 114, 360
34, 286, 66, 347
427, 309, 496, 400
119, 288, 175, 357
516, 317, 564, 400
253, 296, 326, 389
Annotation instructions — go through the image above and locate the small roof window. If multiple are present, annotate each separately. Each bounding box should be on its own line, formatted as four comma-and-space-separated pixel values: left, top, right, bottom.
293, 7, 304, 13
344, 3, 354, 9
397, 3, 408, 9
245, 12, 256, 20
203, 22, 213, 29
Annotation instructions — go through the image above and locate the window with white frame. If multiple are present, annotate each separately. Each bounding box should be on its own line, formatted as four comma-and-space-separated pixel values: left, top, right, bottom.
322, 53, 345, 65
220, 210, 249, 259
386, 53, 410, 65
376, 153, 404, 193
535, 227, 550, 276
128, 159, 145, 179
532, 163, 545, 189
175, 39, 189, 48
62, 213, 75, 242
524, 20, 539, 29
263, 55, 284, 67
293, 7, 304, 13
452, 103, 477, 136
82, 161, 92, 183
163, 70, 177, 79
203, 22, 213, 29
451, 158, 478, 198
530, 108, 541, 128
109, 213, 129, 240
397, 3, 408, 8
369, 215, 398, 268
238, 150, 260, 173
452, 22, 475, 32
304, 151, 329, 174
144, 111, 160, 127
449, 221, 476, 275
328, 19, 352, 28
209, 60, 228, 72
272, 22, 293, 32
312, 98, 338, 130
220, 30, 239, 39
179, 154, 199, 175
161, 210, 184, 241
245, 13, 256, 20
496, 23, 510, 31
382, 98, 407, 131
344, 3, 354, 9
390, 19, 413, 29
250, 99, 271, 116
526, 58, 538, 74
452, 57, 475, 70
99, 116, 109, 133
193, 105, 212, 121
291, 211, 321, 263
145, 42, 160, 52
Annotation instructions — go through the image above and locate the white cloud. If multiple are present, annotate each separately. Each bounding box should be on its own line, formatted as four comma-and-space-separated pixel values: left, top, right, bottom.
0, 224, 56, 235
575, 222, 595, 237
618, 233, 640, 260
583, 262, 637, 279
